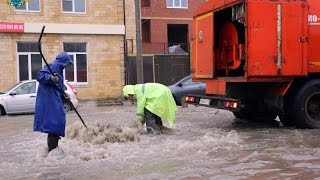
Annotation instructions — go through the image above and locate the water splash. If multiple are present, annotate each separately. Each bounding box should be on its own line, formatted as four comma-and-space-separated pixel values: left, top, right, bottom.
66, 121, 140, 144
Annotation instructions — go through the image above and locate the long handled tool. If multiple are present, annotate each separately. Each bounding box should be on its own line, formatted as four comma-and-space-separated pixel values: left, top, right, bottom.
38, 26, 87, 128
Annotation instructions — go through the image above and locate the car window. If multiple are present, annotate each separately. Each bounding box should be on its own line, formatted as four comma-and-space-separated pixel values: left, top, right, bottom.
182, 79, 193, 85
182, 78, 202, 86
15, 82, 36, 95
1, 82, 21, 94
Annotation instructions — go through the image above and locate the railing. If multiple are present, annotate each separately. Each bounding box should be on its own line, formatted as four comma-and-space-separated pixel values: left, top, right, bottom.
142, 42, 189, 55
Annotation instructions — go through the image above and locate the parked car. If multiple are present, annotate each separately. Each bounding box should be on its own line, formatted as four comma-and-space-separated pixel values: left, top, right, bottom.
168, 75, 206, 106
168, 44, 189, 55
0, 79, 79, 115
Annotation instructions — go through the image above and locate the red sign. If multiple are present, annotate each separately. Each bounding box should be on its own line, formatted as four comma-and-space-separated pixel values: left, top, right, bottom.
0, 22, 24, 32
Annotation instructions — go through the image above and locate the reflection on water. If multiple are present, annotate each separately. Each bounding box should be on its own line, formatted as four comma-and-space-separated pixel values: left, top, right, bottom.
0, 103, 320, 179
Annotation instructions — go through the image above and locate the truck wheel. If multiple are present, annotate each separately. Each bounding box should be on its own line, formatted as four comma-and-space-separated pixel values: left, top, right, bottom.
293, 80, 320, 128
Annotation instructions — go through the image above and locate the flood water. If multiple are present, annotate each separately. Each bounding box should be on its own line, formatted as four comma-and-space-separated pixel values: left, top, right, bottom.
1, 101, 320, 180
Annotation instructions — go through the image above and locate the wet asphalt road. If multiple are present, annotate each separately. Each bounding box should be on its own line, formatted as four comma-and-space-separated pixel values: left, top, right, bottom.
1, 101, 320, 180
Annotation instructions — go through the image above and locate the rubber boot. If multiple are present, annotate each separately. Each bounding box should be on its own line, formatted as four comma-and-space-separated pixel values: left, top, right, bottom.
155, 116, 163, 126
145, 110, 161, 134
47, 133, 60, 152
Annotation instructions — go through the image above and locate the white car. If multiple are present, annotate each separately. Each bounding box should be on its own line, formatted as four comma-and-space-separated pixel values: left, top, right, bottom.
0, 80, 79, 115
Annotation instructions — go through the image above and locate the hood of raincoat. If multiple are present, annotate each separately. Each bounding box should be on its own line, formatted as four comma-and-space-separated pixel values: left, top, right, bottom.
123, 85, 135, 97
54, 52, 73, 69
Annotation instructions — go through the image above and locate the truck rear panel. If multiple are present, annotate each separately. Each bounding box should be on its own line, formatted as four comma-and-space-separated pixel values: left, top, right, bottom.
192, 0, 309, 95
187, 0, 320, 129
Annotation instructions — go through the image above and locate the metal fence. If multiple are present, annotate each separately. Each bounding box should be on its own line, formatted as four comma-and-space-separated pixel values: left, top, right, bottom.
125, 55, 190, 85
142, 42, 189, 55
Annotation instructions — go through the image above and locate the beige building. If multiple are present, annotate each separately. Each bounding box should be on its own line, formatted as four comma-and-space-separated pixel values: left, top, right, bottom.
0, 0, 136, 100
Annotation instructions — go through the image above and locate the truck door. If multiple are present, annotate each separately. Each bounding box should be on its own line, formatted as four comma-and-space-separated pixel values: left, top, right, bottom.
192, 12, 214, 79
281, 2, 308, 76
247, 1, 308, 77
247, 2, 278, 77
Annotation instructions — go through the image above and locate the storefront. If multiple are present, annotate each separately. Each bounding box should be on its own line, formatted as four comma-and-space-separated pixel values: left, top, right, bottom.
0, 0, 128, 100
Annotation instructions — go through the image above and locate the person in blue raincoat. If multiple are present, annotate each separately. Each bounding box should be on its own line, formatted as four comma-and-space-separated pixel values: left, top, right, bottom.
33, 52, 73, 152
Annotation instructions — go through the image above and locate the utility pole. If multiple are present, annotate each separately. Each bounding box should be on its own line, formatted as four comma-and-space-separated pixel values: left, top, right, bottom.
135, 0, 144, 83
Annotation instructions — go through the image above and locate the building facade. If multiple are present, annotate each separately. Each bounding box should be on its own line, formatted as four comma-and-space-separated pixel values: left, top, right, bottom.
0, 0, 137, 100
140, 0, 207, 54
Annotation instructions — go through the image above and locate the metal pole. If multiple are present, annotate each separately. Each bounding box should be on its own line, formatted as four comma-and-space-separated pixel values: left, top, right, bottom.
135, 0, 144, 83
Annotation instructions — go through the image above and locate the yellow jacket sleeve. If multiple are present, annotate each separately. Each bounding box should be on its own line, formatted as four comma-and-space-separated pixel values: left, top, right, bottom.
136, 95, 146, 121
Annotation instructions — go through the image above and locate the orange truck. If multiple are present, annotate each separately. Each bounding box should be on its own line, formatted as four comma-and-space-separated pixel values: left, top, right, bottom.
185, 0, 320, 128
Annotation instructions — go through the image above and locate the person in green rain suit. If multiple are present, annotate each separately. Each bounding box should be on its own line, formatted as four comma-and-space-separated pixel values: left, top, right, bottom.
123, 83, 177, 134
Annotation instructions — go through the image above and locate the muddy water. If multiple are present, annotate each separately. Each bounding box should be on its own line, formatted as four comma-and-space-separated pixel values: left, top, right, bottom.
1, 101, 320, 179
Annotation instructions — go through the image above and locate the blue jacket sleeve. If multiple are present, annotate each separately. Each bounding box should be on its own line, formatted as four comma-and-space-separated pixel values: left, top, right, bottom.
36, 66, 63, 97
36, 70, 53, 85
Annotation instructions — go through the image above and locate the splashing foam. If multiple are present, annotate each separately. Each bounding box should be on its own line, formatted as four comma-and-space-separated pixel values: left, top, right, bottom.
66, 121, 140, 144
201, 130, 241, 146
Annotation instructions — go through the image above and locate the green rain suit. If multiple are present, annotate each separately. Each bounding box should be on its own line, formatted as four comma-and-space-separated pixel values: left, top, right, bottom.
123, 83, 177, 128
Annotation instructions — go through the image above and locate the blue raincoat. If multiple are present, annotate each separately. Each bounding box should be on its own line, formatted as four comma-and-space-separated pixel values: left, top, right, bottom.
33, 52, 73, 137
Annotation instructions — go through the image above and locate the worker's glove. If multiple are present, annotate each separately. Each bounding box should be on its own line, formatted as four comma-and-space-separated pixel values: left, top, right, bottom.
51, 74, 59, 83
134, 120, 144, 131
136, 114, 144, 121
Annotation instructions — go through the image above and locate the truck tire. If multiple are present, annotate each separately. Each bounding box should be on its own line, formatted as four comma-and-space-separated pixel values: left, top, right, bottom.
292, 79, 320, 128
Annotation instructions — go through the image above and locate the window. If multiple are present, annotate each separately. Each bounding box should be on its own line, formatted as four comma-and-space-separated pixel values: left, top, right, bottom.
142, 19, 150, 42
62, 0, 86, 13
15, 0, 40, 12
63, 43, 87, 83
166, 0, 188, 8
141, 0, 150, 7
17, 42, 42, 81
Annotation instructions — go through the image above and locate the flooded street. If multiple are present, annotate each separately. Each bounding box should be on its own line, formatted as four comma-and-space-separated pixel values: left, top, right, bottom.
1, 101, 320, 180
